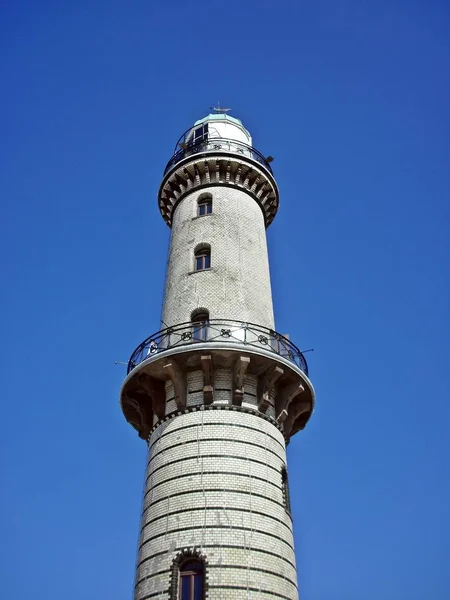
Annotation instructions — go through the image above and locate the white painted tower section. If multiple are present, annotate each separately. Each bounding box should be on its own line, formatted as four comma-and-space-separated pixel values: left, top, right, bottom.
162, 186, 275, 329
121, 113, 315, 600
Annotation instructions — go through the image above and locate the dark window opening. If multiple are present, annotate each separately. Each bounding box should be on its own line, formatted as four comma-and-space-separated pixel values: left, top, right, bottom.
197, 195, 212, 216
194, 246, 211, 271
179, 560, 204, 600
192, 310, 209, 342
282, 467, 291, 514
192, 123, 208, 146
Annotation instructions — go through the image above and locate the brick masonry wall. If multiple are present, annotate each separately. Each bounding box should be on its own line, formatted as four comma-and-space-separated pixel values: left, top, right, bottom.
161, 186, 275, 330
133, 155, 300, 599
135, 408, 298, 600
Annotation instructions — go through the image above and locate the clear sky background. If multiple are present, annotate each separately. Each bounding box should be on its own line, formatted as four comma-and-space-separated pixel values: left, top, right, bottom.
1, 1, 449, 598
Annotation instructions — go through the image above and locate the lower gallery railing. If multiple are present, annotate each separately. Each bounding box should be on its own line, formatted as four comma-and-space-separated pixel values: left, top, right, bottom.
127, 319, 308, 375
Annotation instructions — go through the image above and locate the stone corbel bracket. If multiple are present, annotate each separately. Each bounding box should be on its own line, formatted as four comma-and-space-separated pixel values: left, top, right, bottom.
122, 392, 150, 439
163, 359, 187, 410
137, 373, 166, 421
200, 355, 214, 405
276, 380, 312, 439
258, 365, 284, 413
121, 373, 165, 439
232, 355, 250, 406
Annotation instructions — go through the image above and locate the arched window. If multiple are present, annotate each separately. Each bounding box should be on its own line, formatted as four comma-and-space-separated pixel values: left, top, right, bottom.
194, 244, 211, 271
191, 309, 209, 342
197, 193, 212, 216
169, 548, 208, 600
179, 560, 204, 599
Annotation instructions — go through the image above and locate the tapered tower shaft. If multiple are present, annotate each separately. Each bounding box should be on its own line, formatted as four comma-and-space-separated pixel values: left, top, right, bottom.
121, 113, 315, 600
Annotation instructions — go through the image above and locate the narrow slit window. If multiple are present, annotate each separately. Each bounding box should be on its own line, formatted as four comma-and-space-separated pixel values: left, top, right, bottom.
282, 467, 292, 514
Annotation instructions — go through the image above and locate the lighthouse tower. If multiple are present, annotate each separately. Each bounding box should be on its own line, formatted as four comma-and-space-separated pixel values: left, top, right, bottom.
120, 112, 315, 600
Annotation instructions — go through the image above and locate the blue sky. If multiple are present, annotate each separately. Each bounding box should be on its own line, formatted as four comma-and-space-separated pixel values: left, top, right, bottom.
1, 1, 449, 598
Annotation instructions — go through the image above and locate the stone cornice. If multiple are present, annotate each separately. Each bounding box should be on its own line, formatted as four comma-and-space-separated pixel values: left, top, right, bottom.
158, 154, 279, 227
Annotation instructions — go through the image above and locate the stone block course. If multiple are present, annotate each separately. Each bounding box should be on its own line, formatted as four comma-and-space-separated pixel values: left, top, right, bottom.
134, 409, 297, 599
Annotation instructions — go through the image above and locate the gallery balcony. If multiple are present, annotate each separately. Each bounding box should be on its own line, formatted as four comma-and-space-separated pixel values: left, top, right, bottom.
127, 319, 308, 375
121, 319, 314, 441
163, 138, 274, 176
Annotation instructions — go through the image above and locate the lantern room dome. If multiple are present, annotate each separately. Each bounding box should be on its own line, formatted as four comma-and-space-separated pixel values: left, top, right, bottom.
175, 113, 252, 150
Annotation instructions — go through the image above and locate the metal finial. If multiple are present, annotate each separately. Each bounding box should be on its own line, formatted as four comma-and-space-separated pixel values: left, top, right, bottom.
210, 102, 232, 113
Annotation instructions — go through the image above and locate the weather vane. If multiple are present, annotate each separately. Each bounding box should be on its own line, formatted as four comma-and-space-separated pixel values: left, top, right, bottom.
210, 102, 232, 113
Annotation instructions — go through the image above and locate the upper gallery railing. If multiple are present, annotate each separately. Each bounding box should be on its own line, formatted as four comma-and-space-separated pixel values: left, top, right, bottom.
164, 138, 274, 175
127, 319, 308, 375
